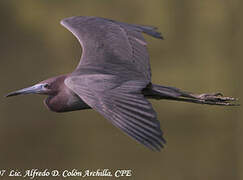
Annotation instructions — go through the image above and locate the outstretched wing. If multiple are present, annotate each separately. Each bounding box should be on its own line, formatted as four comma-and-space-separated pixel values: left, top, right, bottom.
61, 16, 163, 81
65, 74, 166, 151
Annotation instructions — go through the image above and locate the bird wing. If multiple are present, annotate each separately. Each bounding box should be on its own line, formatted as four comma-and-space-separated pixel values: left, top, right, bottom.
64, 73, 166, 151
60, 16, 163, 81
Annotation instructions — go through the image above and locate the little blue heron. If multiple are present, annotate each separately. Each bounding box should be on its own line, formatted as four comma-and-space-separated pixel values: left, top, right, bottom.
6, 16, 238, 151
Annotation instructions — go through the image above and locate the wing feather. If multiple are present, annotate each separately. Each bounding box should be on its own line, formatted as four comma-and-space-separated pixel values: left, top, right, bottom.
65, 75, 166, 151
61, 16, 163, 81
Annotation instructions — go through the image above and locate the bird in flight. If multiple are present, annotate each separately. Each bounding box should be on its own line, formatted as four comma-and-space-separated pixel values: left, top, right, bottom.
6, 16, 238, 151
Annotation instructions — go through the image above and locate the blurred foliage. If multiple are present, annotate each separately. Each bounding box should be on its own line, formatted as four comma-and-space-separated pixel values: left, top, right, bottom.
0, 0, 242, 179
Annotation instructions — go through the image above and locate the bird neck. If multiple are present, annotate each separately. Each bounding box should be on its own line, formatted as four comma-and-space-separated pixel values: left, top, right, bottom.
44, 88, 90, 112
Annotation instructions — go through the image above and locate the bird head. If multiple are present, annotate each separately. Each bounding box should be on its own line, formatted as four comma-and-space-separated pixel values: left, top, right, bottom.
5, 75, 67, 98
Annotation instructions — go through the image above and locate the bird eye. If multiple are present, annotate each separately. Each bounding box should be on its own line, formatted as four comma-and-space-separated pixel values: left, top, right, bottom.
43, 84, 50, 89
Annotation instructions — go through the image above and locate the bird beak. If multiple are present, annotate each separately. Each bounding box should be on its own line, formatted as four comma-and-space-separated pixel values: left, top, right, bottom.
5, 84, 46, 97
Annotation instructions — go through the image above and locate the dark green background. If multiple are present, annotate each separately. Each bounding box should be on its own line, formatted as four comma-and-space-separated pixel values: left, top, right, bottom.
0, 0, 242, 179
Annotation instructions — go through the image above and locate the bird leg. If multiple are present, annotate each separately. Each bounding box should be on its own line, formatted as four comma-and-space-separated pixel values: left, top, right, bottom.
147, 84, 239, 106
178, 92, 239, 106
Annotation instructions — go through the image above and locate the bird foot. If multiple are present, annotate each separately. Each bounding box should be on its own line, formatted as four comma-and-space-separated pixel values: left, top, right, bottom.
192, 92, 239, 106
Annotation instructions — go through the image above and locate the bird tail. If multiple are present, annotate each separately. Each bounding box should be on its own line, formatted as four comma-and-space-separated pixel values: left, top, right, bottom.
143, 83, 239, 106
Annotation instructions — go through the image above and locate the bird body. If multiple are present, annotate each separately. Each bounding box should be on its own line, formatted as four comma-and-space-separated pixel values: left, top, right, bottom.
6, 16, 238, 151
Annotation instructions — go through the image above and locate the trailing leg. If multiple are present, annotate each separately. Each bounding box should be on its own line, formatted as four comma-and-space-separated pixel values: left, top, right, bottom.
143, 83, 239, 106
